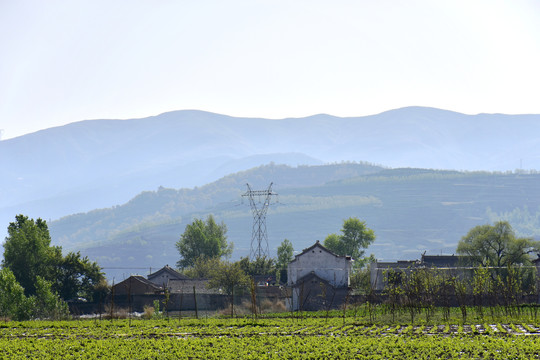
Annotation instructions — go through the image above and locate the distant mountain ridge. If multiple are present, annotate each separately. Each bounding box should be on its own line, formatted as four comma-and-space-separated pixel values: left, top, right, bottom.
1, 106, 540, 242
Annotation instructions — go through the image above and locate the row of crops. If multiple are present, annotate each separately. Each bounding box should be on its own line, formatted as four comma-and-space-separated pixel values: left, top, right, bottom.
2, 318, 540, 359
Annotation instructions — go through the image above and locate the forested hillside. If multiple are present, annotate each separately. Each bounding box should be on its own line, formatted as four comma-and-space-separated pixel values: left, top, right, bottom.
48, 164, 540, 281
49, 162, 382, 249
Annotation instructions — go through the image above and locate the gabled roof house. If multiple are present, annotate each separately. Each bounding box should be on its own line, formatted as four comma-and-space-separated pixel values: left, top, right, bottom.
288, 241, 353, 288
112, 275, 163, 296
288, 241, 353, 310
147, 265, 188, 286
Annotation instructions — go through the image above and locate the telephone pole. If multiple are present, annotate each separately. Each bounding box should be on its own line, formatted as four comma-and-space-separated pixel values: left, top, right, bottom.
242, 183, 277, 260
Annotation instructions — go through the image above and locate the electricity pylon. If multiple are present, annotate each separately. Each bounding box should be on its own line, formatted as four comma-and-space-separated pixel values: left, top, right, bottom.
242, 183, 277, 260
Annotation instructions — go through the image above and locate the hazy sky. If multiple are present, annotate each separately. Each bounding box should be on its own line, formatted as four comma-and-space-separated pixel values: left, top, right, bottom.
1, 0, 540, 139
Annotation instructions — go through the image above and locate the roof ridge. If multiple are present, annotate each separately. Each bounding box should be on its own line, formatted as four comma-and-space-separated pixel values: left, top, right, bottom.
292, 241, 352, 261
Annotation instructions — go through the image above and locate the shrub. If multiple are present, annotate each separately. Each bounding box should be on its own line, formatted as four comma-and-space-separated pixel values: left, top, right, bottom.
142, 306, 155, 319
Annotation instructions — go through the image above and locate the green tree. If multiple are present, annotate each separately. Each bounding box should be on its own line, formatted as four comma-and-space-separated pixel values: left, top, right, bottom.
323, 233, 341, 254
457, 221, 539, 297
0, 267, 33, 320
182, 257, 223, 279
0, 268, 68, 320
2, 215, 62, 296
323, 217, 375, 265
53, 252, 105, 302
237, 256, 276, 277
31, 276, 69, 320
276, 239, 294, 270
2, 215, 105, 302
382, 268, 403, 322
207, 260, 249, 317
276, 239, 294, 283
472, 265, 492, 319
176, 215, 233, 269
350, 254, 377, 293
457, 221, 540, 268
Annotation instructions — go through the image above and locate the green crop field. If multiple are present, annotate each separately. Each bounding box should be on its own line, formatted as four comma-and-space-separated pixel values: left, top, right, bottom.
2, 317, 540, 359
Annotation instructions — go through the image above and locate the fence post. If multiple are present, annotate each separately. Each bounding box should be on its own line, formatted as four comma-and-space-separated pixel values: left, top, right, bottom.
193, 286, 198, 319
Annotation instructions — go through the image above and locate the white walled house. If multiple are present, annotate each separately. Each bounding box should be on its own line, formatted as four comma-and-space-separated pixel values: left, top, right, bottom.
288, 241, 353, 288
287, 241, 353, 310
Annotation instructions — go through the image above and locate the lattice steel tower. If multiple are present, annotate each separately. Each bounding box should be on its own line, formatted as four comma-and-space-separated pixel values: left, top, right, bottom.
242, 183, 277, 260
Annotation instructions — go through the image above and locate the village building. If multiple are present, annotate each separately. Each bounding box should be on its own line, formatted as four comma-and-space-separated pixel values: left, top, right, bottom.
369, 260, 418, 292
147, 265, 188, 286
421, 254, 464, 267
370, 254, 471, 292
168, 278, 215, 295
287, 241, 353, 310
533, 256, 540, 303
112, 275, 163, 296
166, 278, 226, 310
109, 275, 164, 312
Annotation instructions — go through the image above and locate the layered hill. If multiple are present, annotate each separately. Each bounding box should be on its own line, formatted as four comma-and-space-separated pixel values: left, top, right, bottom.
2, 106, 540, 281
49, 164, 540, 281
2, 107, 540, 235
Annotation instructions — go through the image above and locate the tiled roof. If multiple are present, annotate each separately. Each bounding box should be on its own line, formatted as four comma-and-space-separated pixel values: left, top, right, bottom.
290, 241, 352, 263
167, 278, 221, 294
113, 275, 163, 291
148, 265, 188, 281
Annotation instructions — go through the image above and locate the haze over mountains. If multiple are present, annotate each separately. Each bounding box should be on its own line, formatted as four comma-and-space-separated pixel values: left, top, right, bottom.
2, 106, 540, 280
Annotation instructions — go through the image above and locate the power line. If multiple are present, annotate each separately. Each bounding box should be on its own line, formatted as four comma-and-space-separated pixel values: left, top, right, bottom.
242, 182, 278, 260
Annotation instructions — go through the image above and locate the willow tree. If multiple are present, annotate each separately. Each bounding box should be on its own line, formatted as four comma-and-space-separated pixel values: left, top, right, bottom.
457, 221, 539, 268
